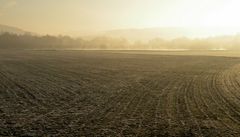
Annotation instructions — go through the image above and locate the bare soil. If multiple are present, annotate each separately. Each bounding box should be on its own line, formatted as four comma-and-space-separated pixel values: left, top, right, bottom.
1, 50, 240, 136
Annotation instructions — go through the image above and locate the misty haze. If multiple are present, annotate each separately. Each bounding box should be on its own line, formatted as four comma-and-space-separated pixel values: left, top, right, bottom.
1, 0, 240, 137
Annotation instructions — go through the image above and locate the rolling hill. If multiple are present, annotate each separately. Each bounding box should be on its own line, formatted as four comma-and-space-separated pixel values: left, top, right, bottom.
0, 24, 29, 35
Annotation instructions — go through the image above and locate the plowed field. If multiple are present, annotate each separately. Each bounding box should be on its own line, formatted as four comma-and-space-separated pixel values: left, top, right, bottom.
1, 50, 240, 136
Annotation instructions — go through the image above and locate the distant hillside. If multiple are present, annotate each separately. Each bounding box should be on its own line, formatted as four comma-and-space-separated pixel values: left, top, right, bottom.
103, 27, 240, 42
0, 24, 29, 35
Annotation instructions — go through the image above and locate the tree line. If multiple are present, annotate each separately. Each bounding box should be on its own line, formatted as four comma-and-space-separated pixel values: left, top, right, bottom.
0, 32, 240, 50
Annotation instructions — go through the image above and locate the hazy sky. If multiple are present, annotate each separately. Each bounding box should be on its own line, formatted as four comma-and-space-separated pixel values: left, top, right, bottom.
0, 0, 240, 35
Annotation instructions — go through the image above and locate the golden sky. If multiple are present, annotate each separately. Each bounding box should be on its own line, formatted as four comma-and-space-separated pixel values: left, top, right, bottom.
0, 0, 240, 35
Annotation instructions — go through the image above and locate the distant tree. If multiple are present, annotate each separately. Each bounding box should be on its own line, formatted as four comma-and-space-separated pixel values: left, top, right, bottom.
1, 33, 240, 50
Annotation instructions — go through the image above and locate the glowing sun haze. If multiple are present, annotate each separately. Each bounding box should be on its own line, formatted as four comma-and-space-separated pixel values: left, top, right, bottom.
0, 0, 240, 36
